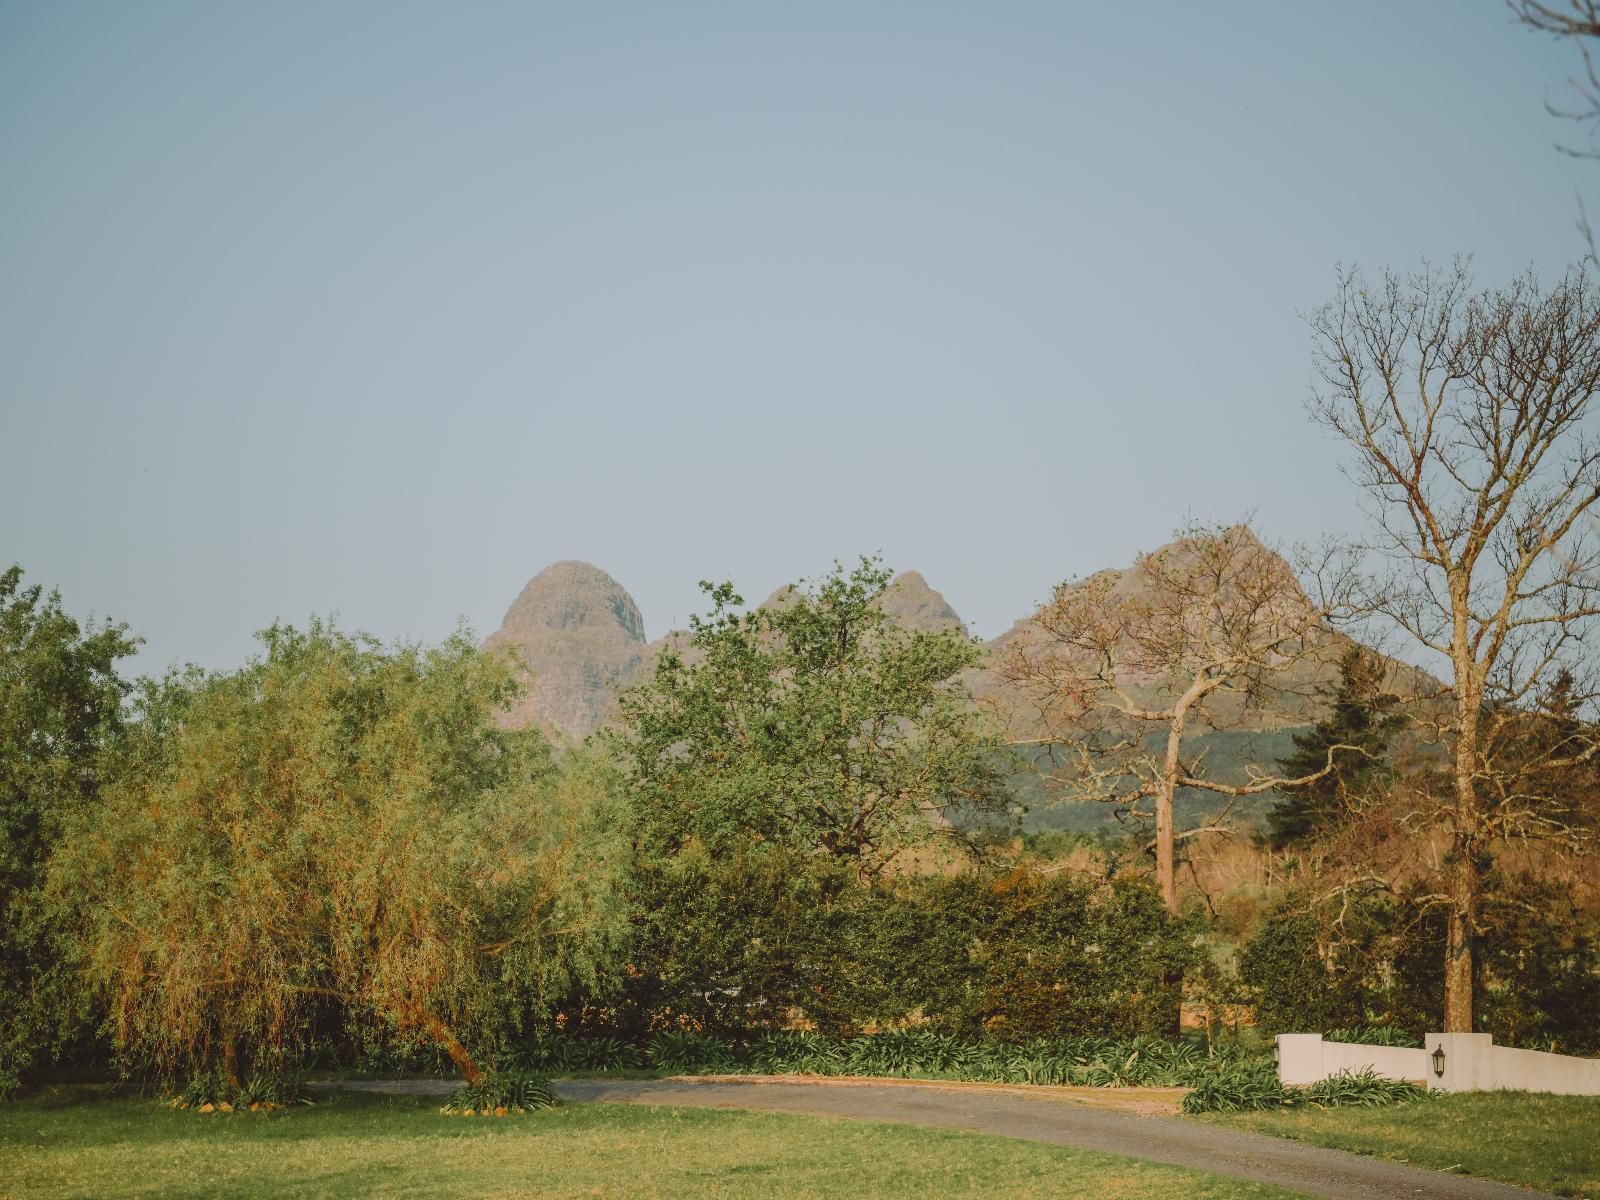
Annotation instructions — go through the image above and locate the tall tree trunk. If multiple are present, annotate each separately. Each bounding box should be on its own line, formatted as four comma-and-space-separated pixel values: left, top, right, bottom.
1444, 835, 1477, 1032
1444, 668, 1482, 1033
1157, 718, 1183, 1033
1157, 738, 1179, 914
1157, 682, 1208, 916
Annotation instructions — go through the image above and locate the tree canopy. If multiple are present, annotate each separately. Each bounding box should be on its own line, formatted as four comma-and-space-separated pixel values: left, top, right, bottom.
0, 566, 139, 1096
51, 621, 630, 1084
608, 558, 1008, 875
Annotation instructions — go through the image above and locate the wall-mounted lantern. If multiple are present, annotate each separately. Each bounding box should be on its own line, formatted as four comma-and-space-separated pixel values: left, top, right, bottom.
1431, 1045, 1447, 1078
1271, 1039, 1280, 1066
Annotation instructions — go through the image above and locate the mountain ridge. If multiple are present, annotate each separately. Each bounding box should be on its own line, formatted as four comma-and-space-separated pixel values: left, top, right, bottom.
483, 564, 969, 741
481, 532, 1434, 749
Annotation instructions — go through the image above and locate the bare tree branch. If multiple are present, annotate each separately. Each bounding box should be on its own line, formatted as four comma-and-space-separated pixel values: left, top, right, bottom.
1307, 260, 1600, 1031
999, 521, 1360, 912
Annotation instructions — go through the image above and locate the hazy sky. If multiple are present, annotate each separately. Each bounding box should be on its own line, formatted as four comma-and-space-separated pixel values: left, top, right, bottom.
3, 1, 1594, 674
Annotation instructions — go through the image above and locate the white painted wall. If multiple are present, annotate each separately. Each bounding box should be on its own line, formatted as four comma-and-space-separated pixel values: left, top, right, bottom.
1277, 1032, 1600, 1096
1274, 1034, 1427, 1086
1426, 1033, 1600, 1096
1321, 1039, 1428, 1082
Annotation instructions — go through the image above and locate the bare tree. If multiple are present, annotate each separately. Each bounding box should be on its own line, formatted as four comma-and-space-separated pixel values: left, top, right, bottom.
1307, 260, 1600, 1032
1516, 1, 1600, 260
1515, 3, 1600, 141
1001, 522, 1355, 913
1516, 1, 1600, 139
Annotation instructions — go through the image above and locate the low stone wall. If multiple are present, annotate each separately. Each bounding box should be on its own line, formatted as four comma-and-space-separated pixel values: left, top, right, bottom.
1275, 1034, 1427, 1086
1428, 1032, 1600, 1096
1277, 1032, 1600, 1095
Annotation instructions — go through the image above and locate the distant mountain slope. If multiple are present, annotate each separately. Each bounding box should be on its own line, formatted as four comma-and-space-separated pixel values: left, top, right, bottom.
484, 565, 966, 740
971, 527, 1440, 834
973, 526, 1437, 741
484, 539, 1434, 834
1005, 728, 1304, 835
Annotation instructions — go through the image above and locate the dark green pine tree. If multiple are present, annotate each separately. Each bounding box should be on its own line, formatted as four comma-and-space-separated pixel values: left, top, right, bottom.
1268, 647, 1403, 848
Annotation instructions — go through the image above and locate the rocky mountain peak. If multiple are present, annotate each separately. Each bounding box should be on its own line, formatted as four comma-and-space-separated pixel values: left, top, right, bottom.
483, 561, 647, 741
880, 570, 965, 633
495, 560, 646, 643
484, 563, 972, 740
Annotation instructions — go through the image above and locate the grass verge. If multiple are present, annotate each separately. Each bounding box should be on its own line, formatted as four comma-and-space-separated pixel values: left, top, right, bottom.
0, 1085, 1310, 1200
1202, 1091, 1600, 1198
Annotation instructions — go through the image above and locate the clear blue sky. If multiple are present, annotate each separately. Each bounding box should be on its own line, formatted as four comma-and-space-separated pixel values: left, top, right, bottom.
2, 0, 1592, 674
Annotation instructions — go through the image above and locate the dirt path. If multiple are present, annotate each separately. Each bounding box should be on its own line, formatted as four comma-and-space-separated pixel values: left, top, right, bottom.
325, 1076, 1545, 1200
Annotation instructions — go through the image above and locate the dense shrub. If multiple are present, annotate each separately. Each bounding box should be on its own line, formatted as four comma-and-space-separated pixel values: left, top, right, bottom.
610, 844, 861, 1037
894, 869, 1198, 1040
1240, 887, 1600, 1052
1180, 1061, 1287, 1113
1238, 907, 1372, 1036
1239, 891, 1454, 1038
1181, 1065, 1427, 1114
167, 1069, 311, 1112
612, 856, 1196, 1041
439, 1072, 556, 1117
1479, 880, 1600, 1056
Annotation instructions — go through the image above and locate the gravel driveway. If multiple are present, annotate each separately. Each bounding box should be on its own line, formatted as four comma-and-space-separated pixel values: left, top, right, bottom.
323, 1076, 1547, 1200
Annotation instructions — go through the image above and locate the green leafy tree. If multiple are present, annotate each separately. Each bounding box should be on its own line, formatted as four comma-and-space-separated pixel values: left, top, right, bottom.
1268, 648, 1403, 848
0, 566, 138, 1097
609, 558, 1009, 875
51, 621, 629, 1085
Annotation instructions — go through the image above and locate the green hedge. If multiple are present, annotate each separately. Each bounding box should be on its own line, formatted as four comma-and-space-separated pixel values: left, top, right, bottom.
606, 852, 1199, 1041
492, 1028, 1260, 1088
1239, 889, 1600, 1054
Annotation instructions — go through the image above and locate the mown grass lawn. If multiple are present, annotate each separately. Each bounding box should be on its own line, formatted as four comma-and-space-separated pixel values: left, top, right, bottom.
1203, 1091, 1600, 1199
0, 1086, 1310, 1200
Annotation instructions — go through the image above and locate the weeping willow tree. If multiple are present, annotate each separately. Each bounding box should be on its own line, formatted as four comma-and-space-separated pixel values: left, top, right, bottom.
50, 621, 630, 1084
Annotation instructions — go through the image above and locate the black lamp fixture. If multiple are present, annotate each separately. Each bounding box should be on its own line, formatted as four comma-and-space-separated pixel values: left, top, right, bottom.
1431, 1044, 1447, 1078
1270, 1039, 1280, 1066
